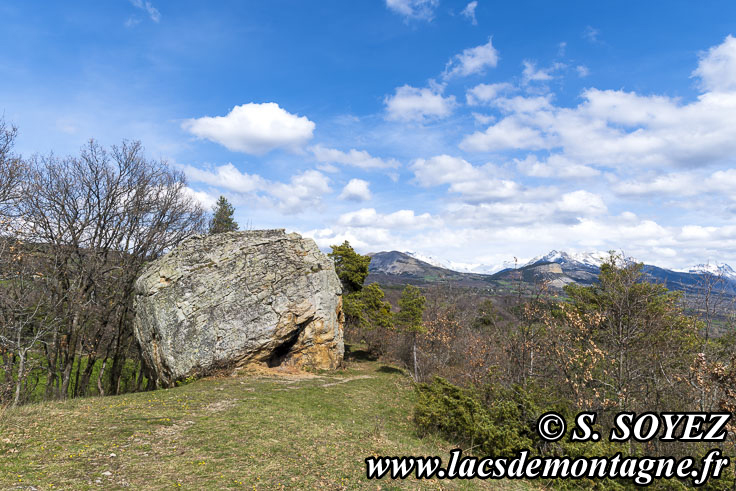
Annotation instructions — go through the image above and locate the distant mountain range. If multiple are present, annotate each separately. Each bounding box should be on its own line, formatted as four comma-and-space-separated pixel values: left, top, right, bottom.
367, 250, 736, 294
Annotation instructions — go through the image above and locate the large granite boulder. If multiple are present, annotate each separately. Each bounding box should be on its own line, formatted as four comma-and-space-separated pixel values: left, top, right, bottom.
133, 229, 344, 387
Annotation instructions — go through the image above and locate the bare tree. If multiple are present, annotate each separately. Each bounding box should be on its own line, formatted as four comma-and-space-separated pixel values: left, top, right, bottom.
17, 139, 206, 399
0, 234, 62, 406
0, 118, 23, 212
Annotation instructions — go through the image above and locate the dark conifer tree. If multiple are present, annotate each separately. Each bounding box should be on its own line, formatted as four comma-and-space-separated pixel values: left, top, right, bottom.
208, 196, 239, 234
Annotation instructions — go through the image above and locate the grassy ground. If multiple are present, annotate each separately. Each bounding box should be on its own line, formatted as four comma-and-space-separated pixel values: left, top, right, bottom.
0, 347, 534, 490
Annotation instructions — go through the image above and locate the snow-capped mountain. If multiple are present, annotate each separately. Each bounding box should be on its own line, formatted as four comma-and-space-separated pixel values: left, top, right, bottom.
525, 250, 611, 268
404, 251, 516, 275
403, 250, 615, 275
678, 262, 736, 281
370, 249, 736, 294
403, 251, 455, 270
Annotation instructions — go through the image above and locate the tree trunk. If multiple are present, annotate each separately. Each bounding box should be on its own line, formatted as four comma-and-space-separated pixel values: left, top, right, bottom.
412, 332, 419, 382
13, 349, 26, 407
135, 358, 145, 392
44, 325, 60, 399
97, 358, 108, 396
71, 351, 83, 397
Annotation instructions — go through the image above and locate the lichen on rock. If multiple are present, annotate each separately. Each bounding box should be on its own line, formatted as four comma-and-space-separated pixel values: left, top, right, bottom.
133, 229, 344, 387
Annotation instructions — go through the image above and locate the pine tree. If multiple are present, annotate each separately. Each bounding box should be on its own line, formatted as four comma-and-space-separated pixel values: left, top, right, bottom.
395, 285, 426, 381
328, 241, 371, 294
208, 196, 239, 234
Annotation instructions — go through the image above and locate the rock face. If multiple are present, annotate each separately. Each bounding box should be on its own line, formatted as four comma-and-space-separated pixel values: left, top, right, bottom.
133, 230, 344, 387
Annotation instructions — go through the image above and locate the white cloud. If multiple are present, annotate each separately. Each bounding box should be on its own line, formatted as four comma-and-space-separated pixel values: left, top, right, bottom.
692, 35, 736, 93
493, 94, 553, 113
613, 172, 699, 197
182, 103, 315, 155
459, 36, 736, 173
443, 37, 499, 79
466, 82, 514, 105
576, 65, 590, 77
460, 117, 548, 152
612, 168, 736, 199
337, 208, 439, 229
130, 0, 160, 22
522, 60, 553, 84
706, 168, 736, 193
183, 187, 217, 209
461, 1, 478, 25
180, 163, 265, 193
385, 0, 439, 21
411, 155, 529, 203
181, 163, 330, 214
339, 179, 372, 202
270, 170, 331, 213
310, 145, 400, 169
411, 155, 481, 186
557, 190, 607, 215
443, 191, 606, 227
447, 178, 521, 202
515, 155, 600, 179
384, 85, 456, 122
306, 210, 736, 272
472, 112, 495, 125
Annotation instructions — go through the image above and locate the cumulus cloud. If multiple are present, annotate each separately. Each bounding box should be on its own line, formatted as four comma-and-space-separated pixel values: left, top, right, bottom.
385, 0, 439, 21
612, 168, 736, 198
411, 155, 481, 186
181, 163, 330, 214
270, 170, 331, 213
183, 187, 217, 209
692, 34, 736, 93
443, 190, 606, 227
461, 1, 478, 25
515, 155, 600, 179
459, 36, 736, 173
444, 37, 499, 79
310, 145, 400, 169
411, 155, 530, 203
613, 172, 699, 197
306, 208, 736, 272
466, 82, 514, 105
384, 85, 456, 122
182, 103, 315, 155
337, 208, 439, 229
557, 190, 607, 215
460, 117, 548, 152
522, 60, 554, 84
339, 179, 372, 201
180, 163, 265, 193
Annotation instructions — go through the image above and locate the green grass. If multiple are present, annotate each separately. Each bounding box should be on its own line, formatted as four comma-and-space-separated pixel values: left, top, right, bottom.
0, 355, 143, 403
0, 348, 534, 490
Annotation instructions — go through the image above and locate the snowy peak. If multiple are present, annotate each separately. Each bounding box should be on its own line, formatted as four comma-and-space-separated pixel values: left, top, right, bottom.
526, 250, 611, 268
403, 251, 454, 270
404, 251, 515, 275
401, 249, 736, 284
679, 262, 736, 281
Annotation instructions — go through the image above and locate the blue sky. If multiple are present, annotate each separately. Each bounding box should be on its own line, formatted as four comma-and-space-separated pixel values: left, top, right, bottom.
3, 1, 736, 271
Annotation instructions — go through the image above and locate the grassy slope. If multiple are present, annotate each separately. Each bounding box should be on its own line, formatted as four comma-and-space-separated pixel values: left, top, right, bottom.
0, 349, 533, 490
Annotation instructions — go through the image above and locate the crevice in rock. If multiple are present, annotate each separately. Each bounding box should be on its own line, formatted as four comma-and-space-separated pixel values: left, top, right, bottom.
267, 319, 310, 368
